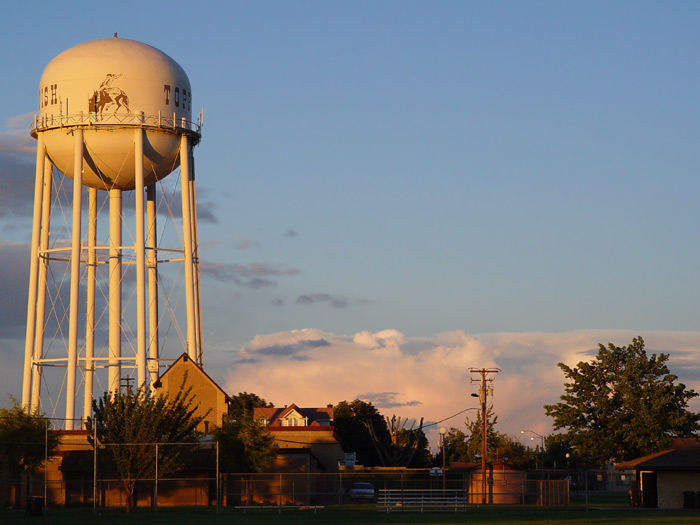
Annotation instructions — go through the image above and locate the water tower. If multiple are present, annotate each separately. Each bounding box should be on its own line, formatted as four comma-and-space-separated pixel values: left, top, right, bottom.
21, 36, 203, 430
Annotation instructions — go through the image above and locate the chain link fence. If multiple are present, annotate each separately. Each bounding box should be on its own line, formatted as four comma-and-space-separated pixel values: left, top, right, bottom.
1, 426, 633, 513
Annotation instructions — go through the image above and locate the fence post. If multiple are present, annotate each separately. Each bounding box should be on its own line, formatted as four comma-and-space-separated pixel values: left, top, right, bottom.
216, 441, 220, 514
44, 419, 48, 515
92, 424, 98, 514
154, 443, 159, 511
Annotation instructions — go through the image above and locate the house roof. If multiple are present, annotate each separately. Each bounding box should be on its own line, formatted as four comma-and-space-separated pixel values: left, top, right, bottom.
154, 353, 231, 402
615, 438, 700, 471
254, 403, 333, 426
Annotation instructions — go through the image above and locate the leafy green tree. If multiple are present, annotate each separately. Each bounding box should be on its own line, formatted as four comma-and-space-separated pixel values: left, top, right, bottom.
0, 399, 60, 479
437, 412, 529, 469
333, 399, 391, 466
228, 392, 272, 421
436, 428, 470, 465
544, 336, 700, 466
213, 392, 275, 473
85, 384, 205, 513
465, 410, 499, 461
543, 433, 580, 469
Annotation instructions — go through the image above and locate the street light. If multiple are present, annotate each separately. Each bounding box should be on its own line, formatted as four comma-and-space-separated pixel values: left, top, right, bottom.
521, 430, 545, 469
439, 426, 447, 493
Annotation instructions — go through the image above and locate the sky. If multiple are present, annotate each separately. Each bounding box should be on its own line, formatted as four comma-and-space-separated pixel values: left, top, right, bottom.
2, 1, 700, 448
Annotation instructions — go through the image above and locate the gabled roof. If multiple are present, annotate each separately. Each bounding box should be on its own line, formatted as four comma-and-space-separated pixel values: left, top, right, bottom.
254, 403, 334, 426
616, 439, 700, 471
153, 353, 231, 402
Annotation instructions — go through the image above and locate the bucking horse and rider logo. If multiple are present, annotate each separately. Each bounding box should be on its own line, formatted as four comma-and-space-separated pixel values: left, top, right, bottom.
89, 73, 130, 117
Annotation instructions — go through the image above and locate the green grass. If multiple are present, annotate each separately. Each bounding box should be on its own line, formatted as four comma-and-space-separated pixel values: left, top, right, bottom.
4, 504, 700, 524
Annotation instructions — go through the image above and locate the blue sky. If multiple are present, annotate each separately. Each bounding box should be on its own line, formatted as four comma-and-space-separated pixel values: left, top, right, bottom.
2, 1, 700, 441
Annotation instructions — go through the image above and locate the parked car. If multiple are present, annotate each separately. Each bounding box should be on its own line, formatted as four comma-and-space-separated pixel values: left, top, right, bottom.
429, 466, 443, 477
349, 482, 375, 502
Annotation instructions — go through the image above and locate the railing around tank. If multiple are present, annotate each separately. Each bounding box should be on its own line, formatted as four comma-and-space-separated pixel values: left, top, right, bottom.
31, 111, 202, 141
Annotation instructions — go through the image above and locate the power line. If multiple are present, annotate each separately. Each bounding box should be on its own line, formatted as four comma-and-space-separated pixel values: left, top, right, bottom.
422, 407, 480, 429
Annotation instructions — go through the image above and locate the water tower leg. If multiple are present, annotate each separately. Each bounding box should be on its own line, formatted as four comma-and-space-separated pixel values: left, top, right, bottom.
83, 186, 97, 422
134, 127, 147, 388
179, 135, 197, 361
189, 151, 203, 365
22, 135, 46, 410
65, 128, 84, 430
31, 161, 53, 411
146, 184, 159, 386
108, 189, 122, 394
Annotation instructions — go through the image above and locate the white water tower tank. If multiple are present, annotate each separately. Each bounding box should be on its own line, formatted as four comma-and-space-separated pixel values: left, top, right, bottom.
34, 36, 196, 190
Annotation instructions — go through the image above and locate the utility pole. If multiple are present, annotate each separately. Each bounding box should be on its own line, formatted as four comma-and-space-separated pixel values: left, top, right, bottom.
469, 367, 500, 504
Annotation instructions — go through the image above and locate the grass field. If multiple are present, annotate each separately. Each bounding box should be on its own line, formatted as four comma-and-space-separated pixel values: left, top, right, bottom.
4, 504, 700, 524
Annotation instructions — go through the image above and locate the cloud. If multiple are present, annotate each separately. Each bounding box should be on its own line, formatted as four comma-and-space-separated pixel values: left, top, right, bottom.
236, 333, 332, 363
353, 329, 404, 349
284, 229, 298, 237
296, 293, 349, 308
357, 391, 422, 408
199, 260, 299, 287
222, 328, 700, 448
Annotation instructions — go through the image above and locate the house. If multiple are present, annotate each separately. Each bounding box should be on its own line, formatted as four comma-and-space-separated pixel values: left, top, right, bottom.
254, 403, 343, 473
616, 438, 700, 509
153, 353, 230, 434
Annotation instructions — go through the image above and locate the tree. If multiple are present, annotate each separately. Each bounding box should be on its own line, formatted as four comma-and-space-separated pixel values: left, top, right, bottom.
213, 415, 275, 473
464, 412, 530, 468
213, 392, 275, 473
436, 412, 529, 469
465, 410, 499, 462
228, 392, 272, 421
544, 336, 700, 466
334, 400, 429, 467
0, 400, 60, 480
437, 428, 470, 465
376, 415, 430, 467
333, 399, 391, 466
85, 384, 205, 513
543, 433, 580, 469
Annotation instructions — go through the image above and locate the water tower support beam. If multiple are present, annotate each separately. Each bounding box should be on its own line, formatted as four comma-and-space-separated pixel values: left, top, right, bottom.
146, 184, 159, 387
179, 134, 197, 360
134, 125, 147, 387
83, 186, 97, 421
108, 189, 122, 394
65, 127, 84, 430
189, 151, 203, 365
22, 135, 46, 409
30, 160, 53, 411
